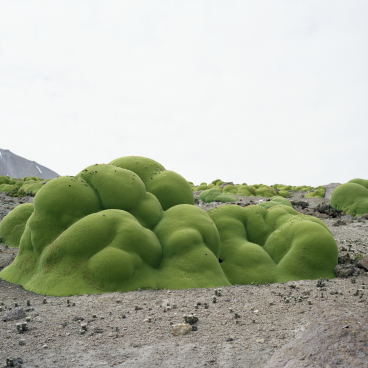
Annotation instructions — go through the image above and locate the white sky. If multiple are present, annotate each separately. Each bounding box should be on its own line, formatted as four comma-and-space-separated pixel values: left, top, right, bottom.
0, 1, 367, 186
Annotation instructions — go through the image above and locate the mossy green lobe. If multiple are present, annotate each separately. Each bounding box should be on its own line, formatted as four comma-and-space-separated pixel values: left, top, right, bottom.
110, 156, 194, 210
0, 203, 34, 247
331, 181, 368, 217
198, 188, 236, 203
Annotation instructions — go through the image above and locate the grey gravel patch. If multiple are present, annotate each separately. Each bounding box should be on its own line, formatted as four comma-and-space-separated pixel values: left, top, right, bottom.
2, 308, 26, 322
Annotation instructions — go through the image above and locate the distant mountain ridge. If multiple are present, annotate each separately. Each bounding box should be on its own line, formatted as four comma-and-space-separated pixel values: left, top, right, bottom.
0, 149, 59, 179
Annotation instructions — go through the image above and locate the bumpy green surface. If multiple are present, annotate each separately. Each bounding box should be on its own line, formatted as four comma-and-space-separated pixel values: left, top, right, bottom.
109, 156, 194, 210
0, 184, 15, 193
0, 157, 339, 295
255, 185, 278, 197
199, 188, 237, 203
277, 190, 291, 198
208, 204, 338, 284
0, 177, 46, 197
0, 203, 34, 247
331, 180, 368, 217
348, 178, 368, 190
304, 188, 326, 198
258, 196, 293, 210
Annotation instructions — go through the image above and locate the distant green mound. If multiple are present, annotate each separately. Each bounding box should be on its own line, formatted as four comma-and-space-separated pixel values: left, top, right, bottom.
304, 188, 326, 198
331, 179, 368, 217
0, 176, 46, 197
199, 188, 236, 203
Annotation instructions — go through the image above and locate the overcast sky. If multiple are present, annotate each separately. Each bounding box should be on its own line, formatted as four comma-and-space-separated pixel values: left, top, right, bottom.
0, 1, 367, 187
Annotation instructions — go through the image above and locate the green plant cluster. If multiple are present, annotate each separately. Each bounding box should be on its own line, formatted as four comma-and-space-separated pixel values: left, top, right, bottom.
0, 157, 338, 296
0, 175, 48, 197
191, 181, 327, 200
330, 179, 368, 217
190, 180, 280, 199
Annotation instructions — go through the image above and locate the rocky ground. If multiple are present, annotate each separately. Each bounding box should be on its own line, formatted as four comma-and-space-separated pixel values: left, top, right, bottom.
0, 189, 368, 368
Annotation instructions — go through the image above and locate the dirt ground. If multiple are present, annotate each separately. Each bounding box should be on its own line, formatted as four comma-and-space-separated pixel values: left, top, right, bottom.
0, 190, 367, 368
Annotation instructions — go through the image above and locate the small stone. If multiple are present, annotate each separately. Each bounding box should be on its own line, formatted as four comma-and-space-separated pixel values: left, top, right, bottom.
334, 265, 355, 277
42, 344, 48, 349
357, 256, 368, 271
171, 323, 192, 336
2, 308, 26, 322
256, 339, 265, 343
19, 339, 26, 345
226, 337, 234, 342
43, 298, 47, 304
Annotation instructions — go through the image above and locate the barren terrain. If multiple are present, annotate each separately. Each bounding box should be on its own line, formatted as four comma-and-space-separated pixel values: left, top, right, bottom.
0, 190, 367, 368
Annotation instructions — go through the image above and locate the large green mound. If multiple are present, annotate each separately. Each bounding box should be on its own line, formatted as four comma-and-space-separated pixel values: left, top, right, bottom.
0, 157, 338, 296
331, 179, 368, 217
208, 204, 338, 284
0, 203, 34, 247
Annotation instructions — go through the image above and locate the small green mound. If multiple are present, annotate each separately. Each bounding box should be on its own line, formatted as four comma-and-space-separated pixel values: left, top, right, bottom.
109, 156, 194, 211
348, 178, 368, 190
304, 188, 326, 198
0, 184, 15, 193
255, 185, 278, 197
277, 190, 291, 198
199, 188, 236, 203
258, 196, 293, 210
331, 180, 368, 217
208, 204, 338, 284
0, 203, 34, 247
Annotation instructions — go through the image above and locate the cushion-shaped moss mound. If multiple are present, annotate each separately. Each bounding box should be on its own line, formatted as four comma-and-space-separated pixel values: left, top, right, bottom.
0, 203, 34, 247
277, 190, 291, 198
304, 188, 326, 198
198, 188, 236, 203
330, 180, 368, 217
0, 157, 339, 296
348, 178, 368, 189
255, 185, 278, 197
109, 156, 194, 210
258, 196, 293, 210
208, 204, 338, 284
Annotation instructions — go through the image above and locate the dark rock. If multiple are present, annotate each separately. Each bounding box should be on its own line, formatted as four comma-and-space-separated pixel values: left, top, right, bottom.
2, 308, 26, 322
5, 357, 23, 367
316, 203, 341, 218
363, 214, 368, 219
333, 220, 347, 227
290, 201, 309, 209
357, 256, 368, 271
338, 253, 352, 264
220, 182, 234, 188
334, 265, 357, 277
72, 317, 84, 322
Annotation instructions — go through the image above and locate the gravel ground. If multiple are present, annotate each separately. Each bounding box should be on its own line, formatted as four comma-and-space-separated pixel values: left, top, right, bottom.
0, 190, 367, 368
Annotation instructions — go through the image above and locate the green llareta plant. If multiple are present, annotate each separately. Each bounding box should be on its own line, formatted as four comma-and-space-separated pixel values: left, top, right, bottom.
330, 178, 368, 217
198, 188, 236, 203
0, 156, 338, 296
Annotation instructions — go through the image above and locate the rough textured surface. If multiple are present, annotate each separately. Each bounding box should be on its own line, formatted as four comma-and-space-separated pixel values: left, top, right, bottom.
331, 180, 368, 217
0, 191, 367, 367
0, 149, 59, 179
0, 180, 337, 295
